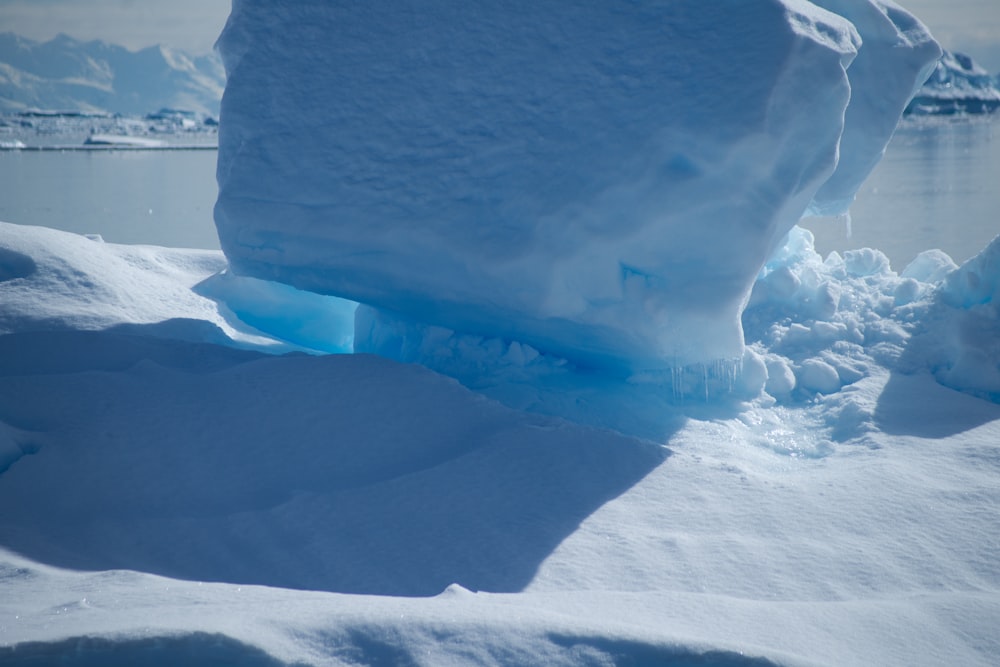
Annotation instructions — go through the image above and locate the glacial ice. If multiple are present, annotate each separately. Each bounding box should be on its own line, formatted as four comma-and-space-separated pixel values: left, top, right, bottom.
215, 0, 935, 373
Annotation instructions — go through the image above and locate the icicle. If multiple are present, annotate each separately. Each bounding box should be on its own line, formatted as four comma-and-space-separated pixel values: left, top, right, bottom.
839, 211, 853, 239
671, 363, 685, 403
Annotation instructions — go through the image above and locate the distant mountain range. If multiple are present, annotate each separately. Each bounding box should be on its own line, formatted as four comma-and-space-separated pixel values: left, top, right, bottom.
0, 32, 997, 119
0, 32, 224, 117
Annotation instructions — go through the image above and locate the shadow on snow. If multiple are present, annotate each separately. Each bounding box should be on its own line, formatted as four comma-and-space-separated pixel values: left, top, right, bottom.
0, 329, 668, 596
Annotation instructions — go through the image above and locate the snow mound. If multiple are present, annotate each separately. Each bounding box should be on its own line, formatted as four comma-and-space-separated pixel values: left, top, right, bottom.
0, 222, 225, 336
214, 0, 935, 373
909, 235, 1000, 401
0, 221, 304, 353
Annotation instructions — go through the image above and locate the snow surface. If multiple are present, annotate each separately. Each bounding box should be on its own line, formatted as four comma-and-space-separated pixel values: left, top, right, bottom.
215, 0, 932, 372
3, 1, 1000, 665
2, 218, 999, 666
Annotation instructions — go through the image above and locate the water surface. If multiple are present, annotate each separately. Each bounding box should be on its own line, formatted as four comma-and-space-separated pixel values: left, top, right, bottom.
1, 116, 998, 266
0, 149, 219, 249
801, 115, 999, 269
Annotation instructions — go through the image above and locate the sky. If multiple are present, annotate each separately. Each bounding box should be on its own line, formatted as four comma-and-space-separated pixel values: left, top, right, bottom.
0, 0, 231, 55
903, 0, 1000, 71
0, 0, 998, 70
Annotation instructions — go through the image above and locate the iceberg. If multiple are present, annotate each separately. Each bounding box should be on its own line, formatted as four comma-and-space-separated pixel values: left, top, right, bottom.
83, 134, 167, 148
906, 49, 1000, 115
805, 0, 941, 215
215, 0, 934, 373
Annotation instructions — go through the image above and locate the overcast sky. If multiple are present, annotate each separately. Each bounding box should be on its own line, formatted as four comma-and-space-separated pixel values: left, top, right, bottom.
1, 0, 998, 70
904, 0, 1000, 70
0, 0, 230, 55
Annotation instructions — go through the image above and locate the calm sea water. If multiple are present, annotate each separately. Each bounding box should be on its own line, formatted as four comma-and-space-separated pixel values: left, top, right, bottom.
801, 115, 1000, 269
0, 149, 220, 249
1, 116, 998, 267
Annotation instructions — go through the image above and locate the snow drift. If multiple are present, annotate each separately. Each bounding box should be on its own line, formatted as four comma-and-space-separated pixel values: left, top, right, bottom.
2, 219, 1000, 665
214, 0, 938, 373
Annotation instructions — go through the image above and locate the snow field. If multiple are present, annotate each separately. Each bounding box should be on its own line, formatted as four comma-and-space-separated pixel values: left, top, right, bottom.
2, 218, 1000, 665
2, 0, 999, 664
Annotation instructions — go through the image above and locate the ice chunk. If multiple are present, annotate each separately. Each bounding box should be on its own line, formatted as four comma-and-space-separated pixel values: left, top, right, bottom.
215, 0, 870, 372
806, 0, 941, 216
797, 358, 843, 394
901, 249, 957, 284
84, 134, 167, 148
764, 355, 797, 396
843, 247, 891, 277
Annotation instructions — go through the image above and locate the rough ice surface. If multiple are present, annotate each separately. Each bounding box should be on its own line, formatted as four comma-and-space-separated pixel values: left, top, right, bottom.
213, 0, 939, 373
354, 221, 1000, 435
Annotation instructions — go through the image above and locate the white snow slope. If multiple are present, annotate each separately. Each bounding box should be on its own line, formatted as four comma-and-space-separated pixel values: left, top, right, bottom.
2, 1, 1000, 666
1, 222, 999, 666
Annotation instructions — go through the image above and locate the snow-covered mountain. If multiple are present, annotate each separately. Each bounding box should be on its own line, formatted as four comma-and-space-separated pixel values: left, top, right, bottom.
907, 49, 1000, 115
0, 32, 224, 116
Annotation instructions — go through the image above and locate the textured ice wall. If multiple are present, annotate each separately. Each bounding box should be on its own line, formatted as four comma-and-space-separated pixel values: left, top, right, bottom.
214, 0, 936, 372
